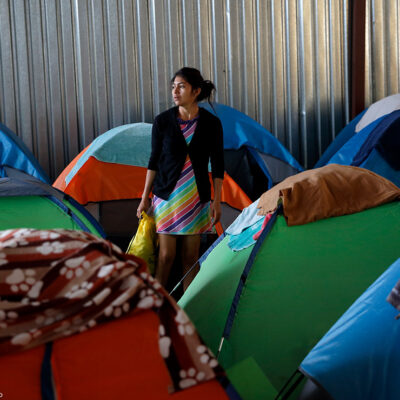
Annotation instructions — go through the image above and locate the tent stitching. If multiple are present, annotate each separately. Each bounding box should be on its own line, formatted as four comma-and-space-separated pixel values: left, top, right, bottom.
222, 207, 280, 339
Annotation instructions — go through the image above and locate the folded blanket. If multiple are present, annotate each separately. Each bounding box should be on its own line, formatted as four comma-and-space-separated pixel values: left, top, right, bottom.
257, 164, 400, 226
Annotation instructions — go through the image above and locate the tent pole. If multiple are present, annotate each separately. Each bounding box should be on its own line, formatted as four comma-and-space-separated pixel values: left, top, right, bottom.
216, 336, 225, 359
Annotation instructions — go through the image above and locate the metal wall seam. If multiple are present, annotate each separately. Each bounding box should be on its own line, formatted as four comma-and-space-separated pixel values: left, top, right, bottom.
0, 0, 16, 127
28, 0, 49, 173
313, 0, 322, 156
43, 0, 65, 176
328, 0, 336, 141
72, 0, 94, 149
12, 0, 33, 150
297, 0, 307, 166
181, 0, 188, 67
149, 0, 160, 116
105, 0, 124, 128
241, 0, 248, 116
395, 0, 400, 91
225, 0, 234, 107
59, 1, 79, 163
386, 1, 399, 94
210, 0, 219, 102
342, 0, 350, 125
255, 0, 263, 125
166, 0, 174, 78
120, 0, 133, 123
134, 0, 152, 121
270, 0, 278, 138
284, 0, 293, 154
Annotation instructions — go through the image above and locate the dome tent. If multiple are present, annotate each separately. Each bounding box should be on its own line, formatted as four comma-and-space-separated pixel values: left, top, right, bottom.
0, 123, 103, 236
0, 169, 104, 237
178, 164, 400, 399
53, 122, 251, 248
315, 93, 400, 187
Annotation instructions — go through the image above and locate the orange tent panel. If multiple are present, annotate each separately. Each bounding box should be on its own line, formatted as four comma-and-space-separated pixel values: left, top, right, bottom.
62, 157, 148, 204
51, 310, 229, 400
211, 172, 252, 211
0, 345, 45, 400
0, 312, 230, 400
53, 146, 90, 192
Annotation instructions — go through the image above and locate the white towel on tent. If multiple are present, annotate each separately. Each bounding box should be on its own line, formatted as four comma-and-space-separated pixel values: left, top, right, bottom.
225, 198, 264, 235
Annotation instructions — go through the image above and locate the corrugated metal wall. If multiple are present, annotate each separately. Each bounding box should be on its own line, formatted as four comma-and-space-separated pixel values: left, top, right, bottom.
365, 0, 400, 104
0, 0, 399, 181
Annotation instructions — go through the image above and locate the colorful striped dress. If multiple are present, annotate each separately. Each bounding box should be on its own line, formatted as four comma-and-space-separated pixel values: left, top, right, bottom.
153, 117, 214, 235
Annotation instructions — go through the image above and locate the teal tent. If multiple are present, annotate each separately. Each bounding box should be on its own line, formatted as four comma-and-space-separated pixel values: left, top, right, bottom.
178, 165, 400, 400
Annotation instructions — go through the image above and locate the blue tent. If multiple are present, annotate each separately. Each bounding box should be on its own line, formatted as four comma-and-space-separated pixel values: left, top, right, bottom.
315, 94, 400, 187
0, 122, 50, 183
200, 103, 304, 200
299, 258, 400, 400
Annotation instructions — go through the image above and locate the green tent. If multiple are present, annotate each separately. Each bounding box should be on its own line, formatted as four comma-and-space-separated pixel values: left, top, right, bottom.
179, 165, 400, 399
0, 171, 104, 236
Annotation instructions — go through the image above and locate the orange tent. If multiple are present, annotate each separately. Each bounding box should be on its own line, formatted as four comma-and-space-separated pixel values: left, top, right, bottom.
53, 123, 251, 247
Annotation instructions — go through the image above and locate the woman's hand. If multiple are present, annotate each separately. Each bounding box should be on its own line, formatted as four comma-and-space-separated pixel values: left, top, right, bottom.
210, 200, 221, 226
137, 197, 151, 218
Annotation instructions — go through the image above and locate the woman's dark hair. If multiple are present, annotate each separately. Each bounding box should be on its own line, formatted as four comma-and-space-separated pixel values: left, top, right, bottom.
171, 67, 216, 104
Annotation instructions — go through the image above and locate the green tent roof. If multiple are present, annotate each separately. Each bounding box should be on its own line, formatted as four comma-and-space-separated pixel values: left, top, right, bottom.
0, 175, 104, 236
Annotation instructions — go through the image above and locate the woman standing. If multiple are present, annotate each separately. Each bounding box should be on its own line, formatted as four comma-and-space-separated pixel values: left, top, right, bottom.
137, 67, 224, 290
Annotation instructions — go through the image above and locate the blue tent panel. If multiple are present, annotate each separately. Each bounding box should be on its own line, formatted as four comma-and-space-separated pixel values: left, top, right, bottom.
352, 110, 400, 170
200, 103, 303, 171
300, 258, 400, 400
361, 149, 400, 187
314, 111, 365, 168
0, 123, 50, 183
326, 116, 384, 166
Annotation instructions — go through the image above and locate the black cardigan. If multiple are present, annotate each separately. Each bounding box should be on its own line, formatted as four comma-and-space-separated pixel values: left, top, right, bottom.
147, 106, 224, 202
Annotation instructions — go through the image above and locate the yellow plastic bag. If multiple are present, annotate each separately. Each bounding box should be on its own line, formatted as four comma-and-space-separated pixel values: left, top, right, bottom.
126, 211, 157, 274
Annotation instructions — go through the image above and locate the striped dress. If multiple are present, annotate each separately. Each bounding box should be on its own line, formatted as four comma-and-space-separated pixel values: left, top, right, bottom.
153, 117, 214, 235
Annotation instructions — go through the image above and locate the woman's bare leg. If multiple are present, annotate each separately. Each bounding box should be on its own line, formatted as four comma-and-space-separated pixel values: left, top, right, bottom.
155, 234, 177, 287
181, 235, 201, 291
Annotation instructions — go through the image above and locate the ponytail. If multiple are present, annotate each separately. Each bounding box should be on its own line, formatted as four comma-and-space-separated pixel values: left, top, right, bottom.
197, 80, 216, 103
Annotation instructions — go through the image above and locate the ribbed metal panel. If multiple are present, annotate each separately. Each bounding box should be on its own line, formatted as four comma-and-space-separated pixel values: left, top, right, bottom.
365, 0, 400, 105
0, 0, 398, 180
